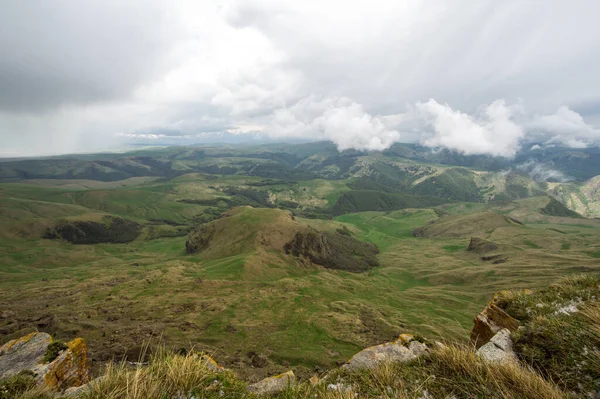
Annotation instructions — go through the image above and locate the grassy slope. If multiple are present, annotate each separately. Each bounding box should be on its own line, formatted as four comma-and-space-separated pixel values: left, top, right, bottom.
1, 176, 600, 382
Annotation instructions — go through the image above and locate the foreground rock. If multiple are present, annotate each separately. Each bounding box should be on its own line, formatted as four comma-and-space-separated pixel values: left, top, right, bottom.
0, 332, 52, 379
470, 293, 521, 348
342, 334, 428, 370
246, 370, 295, 395
476, 328, 518, 363
0, 332, 90, 391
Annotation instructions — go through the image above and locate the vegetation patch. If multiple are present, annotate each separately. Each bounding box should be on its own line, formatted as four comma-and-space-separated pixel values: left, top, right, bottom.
541, 197, 583, 218
496, 275, 600, 395
523, 240, 541, 249
43, 216, 141, 244
42, 341, 68, 363
443, 244, 465, 252
0, 371, 37, 399
330, 190, 447, 215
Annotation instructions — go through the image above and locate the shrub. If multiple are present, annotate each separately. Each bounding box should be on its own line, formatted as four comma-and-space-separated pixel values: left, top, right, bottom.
42, 341, 68, 363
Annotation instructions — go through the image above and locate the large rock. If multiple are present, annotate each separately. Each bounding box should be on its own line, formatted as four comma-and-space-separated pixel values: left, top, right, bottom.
0, 332, 52, 379
342, 334, 428, 371
470, 293, 521, 348
247, 370, 295, 395
476, 329, 517, 363
34, 338, 91, 391
0, 332, 90, 392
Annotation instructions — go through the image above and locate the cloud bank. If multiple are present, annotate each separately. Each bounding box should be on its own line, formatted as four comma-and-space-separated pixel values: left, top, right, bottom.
1, 1, 600, 156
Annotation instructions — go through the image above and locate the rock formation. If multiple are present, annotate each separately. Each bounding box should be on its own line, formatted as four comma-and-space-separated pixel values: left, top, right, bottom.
470, 293, 521, 348
467, 237, 498, 254
0, 332, 90, 392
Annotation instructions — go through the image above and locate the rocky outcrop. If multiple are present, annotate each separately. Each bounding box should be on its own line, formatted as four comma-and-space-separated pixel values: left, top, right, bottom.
34, 338, 90, 391
284, 230, 379, 272
342, 334, 428, 371
467, 237, 498, 254
476, 329, 517, 363
247, 370, 295, 395
185, 224, 215, 254
470, 293, 521, 348
0, 332, 90, 392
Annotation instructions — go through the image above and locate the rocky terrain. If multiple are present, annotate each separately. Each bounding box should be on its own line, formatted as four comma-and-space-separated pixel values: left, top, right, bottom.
1, 275, 598, 398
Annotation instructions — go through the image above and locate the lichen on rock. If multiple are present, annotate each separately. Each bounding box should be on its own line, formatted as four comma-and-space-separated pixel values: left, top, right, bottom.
36, 337, 91, 391
0, 332, 90, 392
246, 370, 295, 395
0, 332, 52, 380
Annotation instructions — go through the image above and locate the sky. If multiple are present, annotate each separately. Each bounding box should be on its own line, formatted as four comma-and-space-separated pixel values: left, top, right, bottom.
1, 0, 600, 157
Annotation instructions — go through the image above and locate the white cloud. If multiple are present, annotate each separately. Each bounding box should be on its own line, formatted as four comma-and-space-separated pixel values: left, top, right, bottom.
1, 0, 600, 156
416, 99, 525, 157
528, 106, 600, 148
264, 97, 401, 151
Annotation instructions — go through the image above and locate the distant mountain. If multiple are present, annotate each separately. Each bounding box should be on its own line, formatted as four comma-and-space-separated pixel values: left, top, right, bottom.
0, 141, 598, 216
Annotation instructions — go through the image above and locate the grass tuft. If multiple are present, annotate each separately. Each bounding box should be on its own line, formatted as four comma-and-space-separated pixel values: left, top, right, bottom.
42, 341, 68, 363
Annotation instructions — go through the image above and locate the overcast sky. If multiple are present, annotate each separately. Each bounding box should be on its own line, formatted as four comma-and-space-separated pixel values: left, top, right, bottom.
2, 0, 600, 157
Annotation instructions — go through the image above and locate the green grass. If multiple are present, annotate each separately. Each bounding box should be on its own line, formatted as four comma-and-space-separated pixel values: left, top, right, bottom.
335, 209, 438, 250
443, 244, 465, 252
586, 250, 600, 258
523, 240, 541, 249
1, 167, 600, 382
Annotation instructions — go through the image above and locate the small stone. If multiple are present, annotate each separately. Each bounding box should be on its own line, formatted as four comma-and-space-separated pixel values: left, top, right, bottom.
199, 354, 225, 372
247, 370, 295, 395
327, 383, 354, 393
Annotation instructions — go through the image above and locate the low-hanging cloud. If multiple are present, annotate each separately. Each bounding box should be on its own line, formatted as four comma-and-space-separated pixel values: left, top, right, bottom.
516, 160, 572, 183
528, 106, 600, 148
266, 97, 402, 151
415, 99, 525, 157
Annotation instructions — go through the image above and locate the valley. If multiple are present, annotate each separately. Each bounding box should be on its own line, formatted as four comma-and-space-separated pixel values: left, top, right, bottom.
1, 142, 599, 382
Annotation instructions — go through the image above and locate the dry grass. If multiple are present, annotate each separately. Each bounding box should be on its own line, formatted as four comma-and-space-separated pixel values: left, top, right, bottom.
329, 344, 567, 399
6, 343, 568, 399
78, 349, 246, 399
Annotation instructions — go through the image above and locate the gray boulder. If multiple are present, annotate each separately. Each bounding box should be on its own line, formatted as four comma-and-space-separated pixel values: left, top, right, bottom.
477, 328, 517, 363
343, 334, 428, 371
0, 332, 52, 379
0, 332, 90, 392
